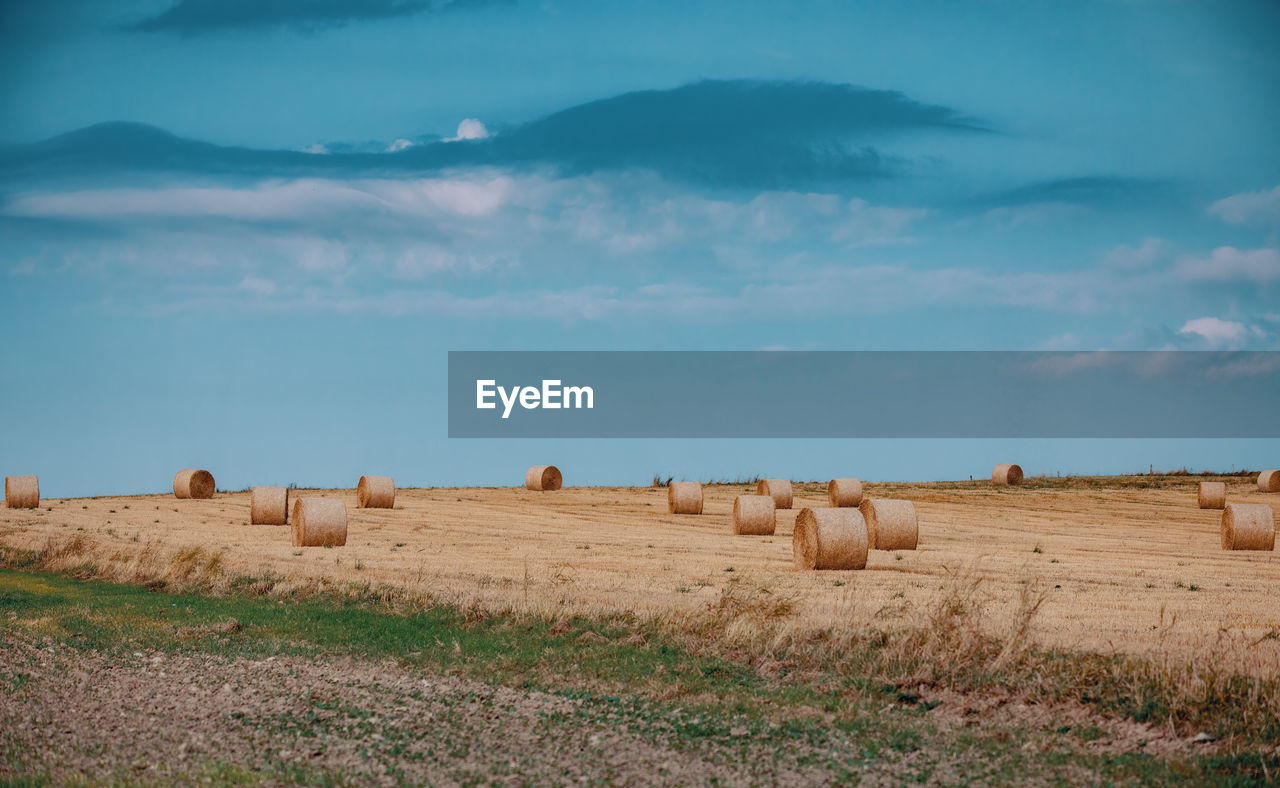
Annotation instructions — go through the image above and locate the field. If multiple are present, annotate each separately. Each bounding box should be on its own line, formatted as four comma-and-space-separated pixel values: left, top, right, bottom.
2, 475, 1279, 784
3, 476, 1278, 666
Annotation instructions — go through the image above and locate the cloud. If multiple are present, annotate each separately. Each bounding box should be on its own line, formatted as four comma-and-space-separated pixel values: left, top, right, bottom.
21, 167, 1274, 339
4, 172, 931, 266
744, 193, 927, 245
985, 176, 1162, 210
1209, 185, 1280, 226
1174, 246, 1280, 283
128, 0, 502, 34
237, 275, 277, 295
5, 175, 518, 222
130, 259, 1142, 321
1103, 238, 1169, 270
386, 139, 414, 153
444, 119, 490, 142
980, 201, 1086, 228
1178, 316, 1250, 347
1, 80, 981, 188
487, 79, 982, 187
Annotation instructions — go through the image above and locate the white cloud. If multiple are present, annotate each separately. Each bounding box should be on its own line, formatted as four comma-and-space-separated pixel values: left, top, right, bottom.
6, 175, 516, 221
1174, 246, 1280, 283
1178, 316, 1248, 347
1209, 185, 1280, 226
445, 118, 490, 142
375, 177, 513, 217
1103, 238, 1169, 270
387, 138, 415, 153
301, 143, 329, 155
237, 276, 277, 295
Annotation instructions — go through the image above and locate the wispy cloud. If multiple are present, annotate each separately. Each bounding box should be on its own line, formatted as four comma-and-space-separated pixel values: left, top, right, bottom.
5, 175, 518, 222
1174, 246, 1280, 283
1209, 185, 1280, 226
984, 176, 1162, 209
3, 171, 929, 251
131, 258, 1146, 321
129, 0, 502, 34
1103, 238, 1170, 270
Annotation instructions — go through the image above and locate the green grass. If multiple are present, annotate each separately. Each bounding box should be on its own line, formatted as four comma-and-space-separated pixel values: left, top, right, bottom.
2, 569, 1277, 785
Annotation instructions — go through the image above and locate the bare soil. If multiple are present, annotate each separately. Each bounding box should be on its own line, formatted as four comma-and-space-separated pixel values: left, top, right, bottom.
0, 634, 856, 786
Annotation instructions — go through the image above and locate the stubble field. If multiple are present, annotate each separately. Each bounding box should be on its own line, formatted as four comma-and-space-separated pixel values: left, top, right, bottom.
3, 475, 1277, 674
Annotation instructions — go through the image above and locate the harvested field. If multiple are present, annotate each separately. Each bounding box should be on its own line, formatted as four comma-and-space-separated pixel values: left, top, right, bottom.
1, 476, 1278, 674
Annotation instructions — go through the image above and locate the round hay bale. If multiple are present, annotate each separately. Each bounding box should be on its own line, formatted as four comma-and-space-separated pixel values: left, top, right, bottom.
732, 495, 776, 535
291, 498, 348, 547
250, 486, 289, 525
756, 478, 793, 509
1259, 470, 1280, 493
4, 476, 39, 509
1221, 503, 1275, 551
667, 482, 703, 515
173, 469, 215, 499
793, 507, 868, 570
1197, 481, 1226, 510
827, 478, 863, 508
858, 498, 919, 550
525, 465, 562, 491
992, 464, 1023, 486
356, 475, 395, 508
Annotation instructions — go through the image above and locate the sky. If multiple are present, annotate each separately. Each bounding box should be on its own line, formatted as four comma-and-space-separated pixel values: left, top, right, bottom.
1, 0, 1278, 496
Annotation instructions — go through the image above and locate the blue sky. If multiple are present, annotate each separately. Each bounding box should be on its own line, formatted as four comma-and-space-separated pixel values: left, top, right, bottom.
2, 0, 1278, 496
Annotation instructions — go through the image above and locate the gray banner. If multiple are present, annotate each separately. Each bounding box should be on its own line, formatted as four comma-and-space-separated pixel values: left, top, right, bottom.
447, 351, 1280, 438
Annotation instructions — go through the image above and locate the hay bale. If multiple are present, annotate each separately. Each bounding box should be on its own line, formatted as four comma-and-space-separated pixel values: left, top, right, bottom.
525, 465, 562, 491
667, 481, 703, 515
291, 498, 348, 547
732, 495, 776, 535
1197, 482, 1226, 510
827, 478, 863, 508
4, 476, 39, 509
250, 486, 289, 525
357, 475, 395, 508
756, 478, 793, 509
173, 469, 215, 499
1259, 470, 1280, 493
1221, 503, 1275, 551
992, 464, 1023, 485
793, 507, 868, 570
858, 498, 919, 550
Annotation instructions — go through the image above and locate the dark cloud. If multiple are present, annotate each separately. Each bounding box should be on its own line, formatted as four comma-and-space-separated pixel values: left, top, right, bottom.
129, 0, 496, 34
477, 79, 982, 187
986, 176, 1165, 208
0, 122, 347, 182
0, 80, 983, 188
